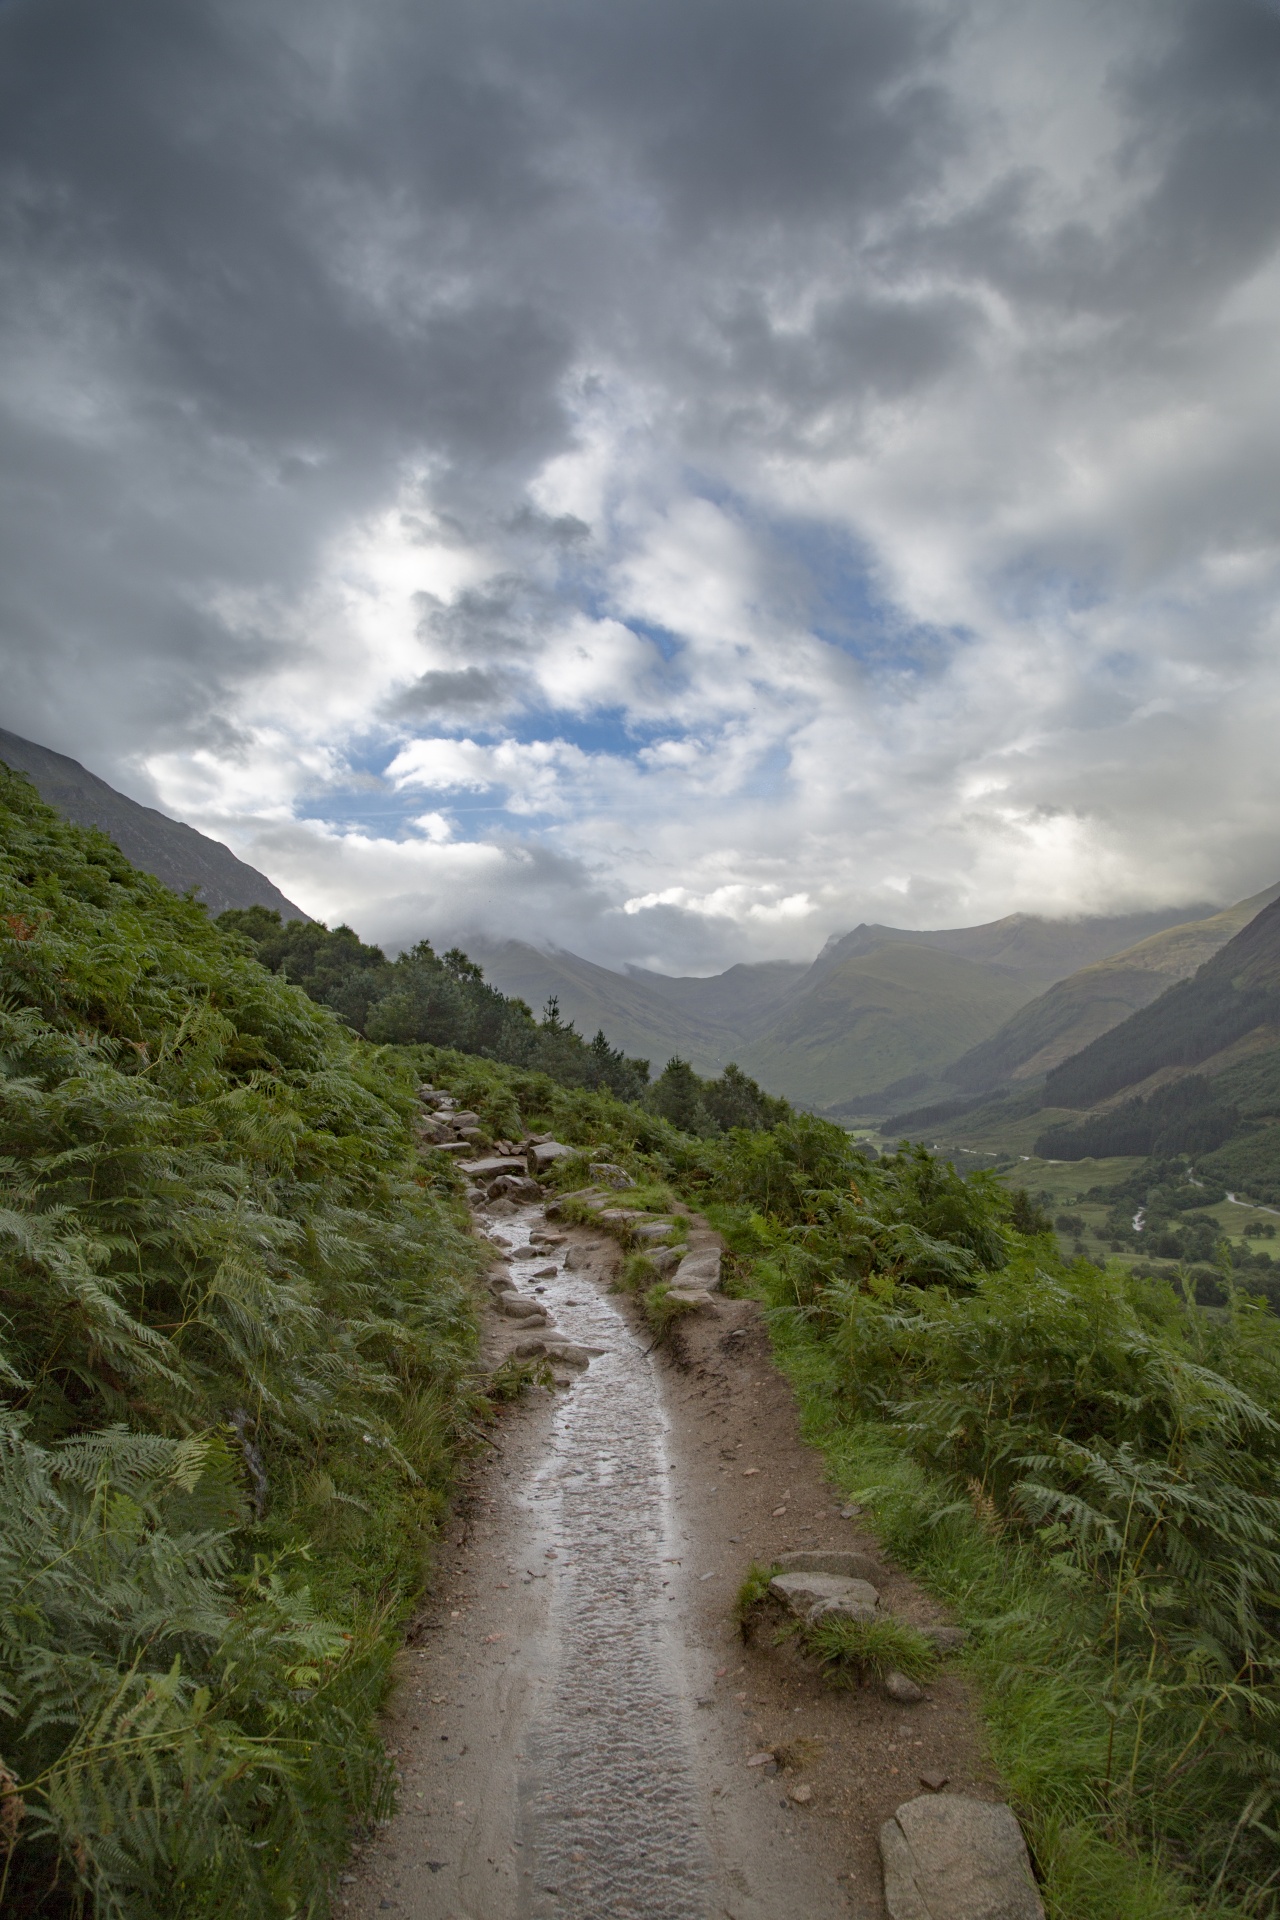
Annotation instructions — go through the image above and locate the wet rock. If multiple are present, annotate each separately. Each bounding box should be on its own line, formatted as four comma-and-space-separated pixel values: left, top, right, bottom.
770, 1571, 880, 1618
496, 1295, 548, 1324
776, 1549, 879, 1582
879, 1794, 1045, 1920
512, 1246, 542, 1260
589, 1162, 635, 1188
487, 1197, 520, 1216
530, 1231, 566, 1247
563, 1246, 592, 1271
883, 1670, 926, 1704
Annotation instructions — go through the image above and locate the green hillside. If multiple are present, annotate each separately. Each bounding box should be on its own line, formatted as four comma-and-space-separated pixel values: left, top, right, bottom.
941, 884, 1280, 1094
0, 765, 482, 1913
738, 942, 1038, 1108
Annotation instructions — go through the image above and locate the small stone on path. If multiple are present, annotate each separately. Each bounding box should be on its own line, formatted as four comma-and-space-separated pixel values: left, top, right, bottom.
879, 1794, 1045, 1920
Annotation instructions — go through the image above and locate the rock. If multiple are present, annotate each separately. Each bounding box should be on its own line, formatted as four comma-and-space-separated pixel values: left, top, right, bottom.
563, 1246, 592, 1271
451, 1112, 481, 1128
512, 1246, 541, 1260
597, 1208, 643, 1226
919, 1771, 950, 1793
487, 1197, 520, 1217
426, 1141, 472, 1155
589, 1162, 634, 1188
529, 1140, 574, 1170
530, 1231, 566, 1246
789, 1784, 813, 1805
673, 1247, 722, 1291
770, 1571, 880, 1618
879, 1795, 1045, 1920
460, 1155, 528, 1179
884, 1670, 926, 1704
488, 1175, 542, 1201
415, 1084, 437, 1098
667, 1287, 718, 1310
633, 1220, 674, 1242
496, 1295, 548, 1323
807, 1595, 878, 1627
485, 1271, 515, 1296
646, 1246, 683, 1277
776, 1549, 879, 1582
531, 1264, 557, 1278
922, 1625, 969, 1653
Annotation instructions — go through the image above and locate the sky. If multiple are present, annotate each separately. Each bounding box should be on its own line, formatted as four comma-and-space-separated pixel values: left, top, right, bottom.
2, 0, 1280, 973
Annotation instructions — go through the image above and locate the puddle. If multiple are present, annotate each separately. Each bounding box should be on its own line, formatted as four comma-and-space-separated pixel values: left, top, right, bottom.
492, 1206, 714, 1918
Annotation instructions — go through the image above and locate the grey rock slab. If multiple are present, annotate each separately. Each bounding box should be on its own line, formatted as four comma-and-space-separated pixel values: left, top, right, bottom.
460, 1155, 528, 1178
563, 1246, 592, 1271
667, 1287, 718, 1310
879, 1795, 1045, 1920
529, 1139, 574, 1169
770, 1572, 880, 1616
633, 1221, 675, 1242
776, 1549, 879, 1582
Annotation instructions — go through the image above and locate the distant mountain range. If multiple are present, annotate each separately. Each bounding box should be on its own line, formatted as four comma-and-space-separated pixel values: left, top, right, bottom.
468, 903, 1223, 1111
0, 727, 307, 921
9, 723, 1278, 1153
893, 888, 1280, 1202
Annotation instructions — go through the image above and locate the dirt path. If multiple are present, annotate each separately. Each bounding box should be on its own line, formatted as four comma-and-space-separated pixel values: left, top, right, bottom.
340, 1197, 998, 1920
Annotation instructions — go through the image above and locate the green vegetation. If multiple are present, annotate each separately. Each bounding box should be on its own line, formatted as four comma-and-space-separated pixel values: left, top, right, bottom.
803, 1613, 939, 1689
0, 770, 482, 1916
417, 1048, 1280, 1917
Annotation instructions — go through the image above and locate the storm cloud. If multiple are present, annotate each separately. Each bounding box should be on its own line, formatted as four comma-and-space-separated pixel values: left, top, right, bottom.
2, 0, 1279, 968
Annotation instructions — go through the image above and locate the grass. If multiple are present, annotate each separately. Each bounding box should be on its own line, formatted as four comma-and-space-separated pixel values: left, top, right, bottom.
641, 1279, 700, 1342
758, 1322, 1227, 1920
804, 1613, 939, 1688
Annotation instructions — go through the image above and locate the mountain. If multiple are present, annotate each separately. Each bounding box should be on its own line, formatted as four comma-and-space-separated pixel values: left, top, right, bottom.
0, 727, 307, 920
1044, 891, 1280, 1111
888, 889, 1280, 1202
462, 938, 751, 1076
936, 886, 1280, 1096
470, 904, 1212, 1110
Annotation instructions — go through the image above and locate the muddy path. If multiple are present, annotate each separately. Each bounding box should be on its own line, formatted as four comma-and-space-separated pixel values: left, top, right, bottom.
340, 1198, 998, 1920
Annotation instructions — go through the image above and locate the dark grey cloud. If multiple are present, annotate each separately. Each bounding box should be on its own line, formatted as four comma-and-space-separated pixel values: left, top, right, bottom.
1, 0, 1279, 959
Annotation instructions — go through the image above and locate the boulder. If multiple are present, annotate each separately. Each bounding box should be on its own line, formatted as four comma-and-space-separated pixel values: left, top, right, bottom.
512, 1338, 593, 1370
808, 1594, 878, 1627
451, 1111, 481, 1128
633, 1221, 674, 1242
769, 1571, 880, 1618
776, 1549, 879, 1583
496, 1295, 547, 1324
460, 1155, 528, 1179
879, 1795, 1045, 1920
512, 1246, 541, 1260
673, 1247, 722, 1291
589, 1162, 634, 1188
488, 1175, 542, 1200
666, 1287, 718, 1310
597, 1207, 643, 1225
529, 1140, 574, 1170
563, 1246, 592, 1271
645, 1246, 682, 1277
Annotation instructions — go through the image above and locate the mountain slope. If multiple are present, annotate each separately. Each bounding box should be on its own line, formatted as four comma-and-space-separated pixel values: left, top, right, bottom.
0, 727, 307, 920
737, 943, 1040, 1108
941, 885, 1280, 1094
462, 938, 739, 1076
1044, 890, 1280, 1111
